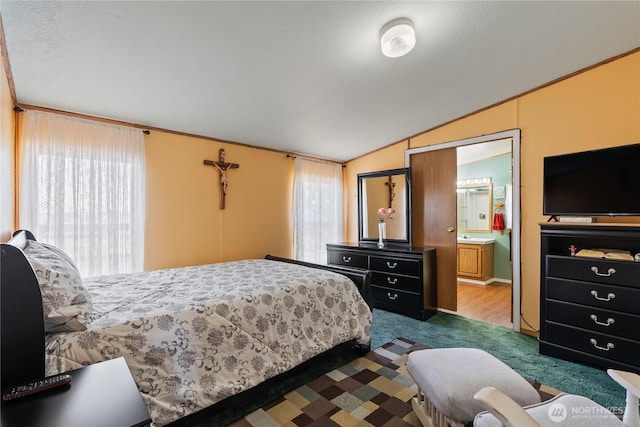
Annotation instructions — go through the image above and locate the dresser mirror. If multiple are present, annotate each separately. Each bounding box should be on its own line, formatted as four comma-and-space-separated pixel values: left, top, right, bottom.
358, 168, 412, 248
456, 177, 492, 232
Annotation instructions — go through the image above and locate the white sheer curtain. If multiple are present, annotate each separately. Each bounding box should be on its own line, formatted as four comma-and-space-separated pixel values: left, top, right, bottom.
292, 157, 343, 263
19, 110, 146, 277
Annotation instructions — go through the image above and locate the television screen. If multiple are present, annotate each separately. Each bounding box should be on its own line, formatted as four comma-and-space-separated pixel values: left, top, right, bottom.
543, 143, 640, 217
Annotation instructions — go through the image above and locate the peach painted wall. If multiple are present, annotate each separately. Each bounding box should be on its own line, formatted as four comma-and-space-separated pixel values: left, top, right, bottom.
0, 53, 15, 242
345, 52, 640, 332
344, 141, 408, 242
144, 131, 293, 270
515, 53, 640, 330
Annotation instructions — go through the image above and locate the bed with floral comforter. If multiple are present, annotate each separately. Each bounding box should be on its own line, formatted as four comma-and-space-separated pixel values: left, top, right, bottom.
42, 258, 372, 426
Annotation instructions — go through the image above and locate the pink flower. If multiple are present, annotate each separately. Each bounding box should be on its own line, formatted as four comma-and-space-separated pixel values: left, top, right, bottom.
377, 207, 396, 223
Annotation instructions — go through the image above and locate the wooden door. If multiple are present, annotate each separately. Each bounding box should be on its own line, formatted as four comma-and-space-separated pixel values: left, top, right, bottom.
410, 148, 458, 310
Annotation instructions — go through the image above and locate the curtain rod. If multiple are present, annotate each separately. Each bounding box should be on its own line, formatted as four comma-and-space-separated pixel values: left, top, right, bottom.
286, 153, 346, 167
14, 105, 151, 134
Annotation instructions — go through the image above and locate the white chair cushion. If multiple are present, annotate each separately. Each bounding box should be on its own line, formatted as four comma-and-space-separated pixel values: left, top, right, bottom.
407, 348, 541, 422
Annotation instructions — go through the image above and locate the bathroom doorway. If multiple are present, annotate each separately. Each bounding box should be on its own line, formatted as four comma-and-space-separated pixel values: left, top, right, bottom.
406, 129, 521, 331
455, 139, 513, 327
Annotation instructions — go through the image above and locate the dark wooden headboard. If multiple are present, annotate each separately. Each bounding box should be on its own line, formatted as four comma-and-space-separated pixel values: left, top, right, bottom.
264, 254, 373, 310
1, 230, 46, 387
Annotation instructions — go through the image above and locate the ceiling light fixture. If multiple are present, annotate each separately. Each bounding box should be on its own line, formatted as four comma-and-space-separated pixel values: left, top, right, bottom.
380, 18, 416, 58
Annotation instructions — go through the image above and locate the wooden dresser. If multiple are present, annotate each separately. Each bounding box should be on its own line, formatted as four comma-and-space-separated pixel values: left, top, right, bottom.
327, 243, 437, 320
539, 223, 640, 374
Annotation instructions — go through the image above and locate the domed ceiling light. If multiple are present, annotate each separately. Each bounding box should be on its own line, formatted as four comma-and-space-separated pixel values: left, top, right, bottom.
380, 18, 416, 58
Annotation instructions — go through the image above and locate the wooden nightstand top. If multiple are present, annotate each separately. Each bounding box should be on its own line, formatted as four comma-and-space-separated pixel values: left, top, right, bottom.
1, 357, 151, 427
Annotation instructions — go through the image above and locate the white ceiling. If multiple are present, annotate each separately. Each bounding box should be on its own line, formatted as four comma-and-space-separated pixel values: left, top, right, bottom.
2, 1, 639, 162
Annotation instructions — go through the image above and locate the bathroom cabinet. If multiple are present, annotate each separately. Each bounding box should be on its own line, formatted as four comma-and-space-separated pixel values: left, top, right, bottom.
457, 241, 494, 283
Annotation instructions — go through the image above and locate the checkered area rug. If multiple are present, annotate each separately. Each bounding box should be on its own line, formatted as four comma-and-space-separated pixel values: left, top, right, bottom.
229, 338, 559, 427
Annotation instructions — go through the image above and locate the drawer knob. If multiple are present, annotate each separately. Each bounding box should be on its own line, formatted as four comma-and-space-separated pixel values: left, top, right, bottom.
590, 266, 616, 277
589, 314, 615, 327
589, 338, 615, 352
342, 256, 351, 263
387, 292, 398, 300
386, 262, 398, 269
590, 290, 616, 302
387, 277, 398, 285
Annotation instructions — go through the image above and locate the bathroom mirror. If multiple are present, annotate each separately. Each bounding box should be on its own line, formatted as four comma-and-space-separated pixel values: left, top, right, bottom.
358, 168, 411, 248
456, 177, 492, 232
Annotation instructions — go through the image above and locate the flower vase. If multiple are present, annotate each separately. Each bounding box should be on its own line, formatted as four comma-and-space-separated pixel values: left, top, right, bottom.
377, 222, 386, 248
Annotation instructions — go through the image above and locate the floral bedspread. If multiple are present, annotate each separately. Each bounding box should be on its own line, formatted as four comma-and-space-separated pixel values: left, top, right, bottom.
44, 259, 372, 426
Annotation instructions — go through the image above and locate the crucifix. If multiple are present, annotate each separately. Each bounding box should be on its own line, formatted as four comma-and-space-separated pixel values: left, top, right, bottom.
203, 149, 239, 209
385, 176, 396, 208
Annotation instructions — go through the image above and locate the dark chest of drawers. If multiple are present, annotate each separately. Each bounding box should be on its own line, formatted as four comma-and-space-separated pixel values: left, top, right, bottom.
539, 223, 640, 374
327, 243, 437, 320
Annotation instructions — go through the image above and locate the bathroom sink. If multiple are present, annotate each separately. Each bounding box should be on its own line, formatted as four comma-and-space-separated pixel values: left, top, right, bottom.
457, 237, 496, 244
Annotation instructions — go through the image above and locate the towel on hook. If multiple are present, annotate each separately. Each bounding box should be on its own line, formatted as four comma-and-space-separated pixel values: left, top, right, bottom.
493, 212, 505, 234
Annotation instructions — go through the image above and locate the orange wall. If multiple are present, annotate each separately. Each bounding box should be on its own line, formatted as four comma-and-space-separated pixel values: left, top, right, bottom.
7, 106, 294, 267
344, 141, 408, 242
345, 52, 640, 332
0, 52, 15, 242
144, 131, 293, 270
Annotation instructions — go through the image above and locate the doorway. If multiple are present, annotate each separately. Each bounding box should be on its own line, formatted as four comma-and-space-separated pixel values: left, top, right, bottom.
405, 129, 522, 332
455, 139, 513, 327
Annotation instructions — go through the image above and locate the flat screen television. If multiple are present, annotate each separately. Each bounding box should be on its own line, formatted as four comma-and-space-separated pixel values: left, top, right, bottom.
543, 143, 640, 218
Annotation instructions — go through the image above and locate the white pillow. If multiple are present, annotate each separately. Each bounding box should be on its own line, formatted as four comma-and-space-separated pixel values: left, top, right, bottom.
23, 240, 92, 333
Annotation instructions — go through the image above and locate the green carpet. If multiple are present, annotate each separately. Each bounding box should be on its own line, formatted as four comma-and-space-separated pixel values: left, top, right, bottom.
372, 309, 625, 411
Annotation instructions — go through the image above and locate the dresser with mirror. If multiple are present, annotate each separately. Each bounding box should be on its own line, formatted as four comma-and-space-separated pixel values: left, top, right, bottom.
327, 168, 437, 320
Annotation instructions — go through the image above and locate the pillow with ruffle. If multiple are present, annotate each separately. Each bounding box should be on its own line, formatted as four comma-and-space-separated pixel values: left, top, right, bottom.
23, 240, 92, 333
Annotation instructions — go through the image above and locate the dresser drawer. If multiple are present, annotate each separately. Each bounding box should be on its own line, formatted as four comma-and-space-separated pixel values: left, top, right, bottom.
545, 322, 640, 366
371, 272, 421, 293
546, 300, 640, 341
371, 286, 421, 309
545, 277, 640, 314
327, 251, 368, 269
547, 255, 640, 288
370, 256, 420, 276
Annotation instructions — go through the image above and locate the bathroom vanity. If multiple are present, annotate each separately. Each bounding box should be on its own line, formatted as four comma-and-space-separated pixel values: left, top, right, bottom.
456, 238, 495, 284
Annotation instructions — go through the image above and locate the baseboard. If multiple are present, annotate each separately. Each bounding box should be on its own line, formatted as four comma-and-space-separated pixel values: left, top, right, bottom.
520, 327, 539, 338
457, 277, 512, 286
457, 277, 494, 286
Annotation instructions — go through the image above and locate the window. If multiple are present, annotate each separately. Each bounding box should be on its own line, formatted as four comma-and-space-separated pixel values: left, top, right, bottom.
19, 110, 145, 277
292, 157, 343, 263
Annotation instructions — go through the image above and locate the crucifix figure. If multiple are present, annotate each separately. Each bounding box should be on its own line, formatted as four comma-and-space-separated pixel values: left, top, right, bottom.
204, 148, 239, 209
385, 176, 396, 208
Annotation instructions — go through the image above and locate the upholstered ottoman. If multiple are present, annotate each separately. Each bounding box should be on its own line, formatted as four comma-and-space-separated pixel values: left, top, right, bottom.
407, 348, 541, 427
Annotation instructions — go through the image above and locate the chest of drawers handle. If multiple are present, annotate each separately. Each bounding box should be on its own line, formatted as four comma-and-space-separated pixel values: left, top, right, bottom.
386, 261, 398, 269
342, 256, 351, 263
590, 266, 616, 277
589, 338, 615, 352
589, 314, 615, 327
590, 290, 616, 302
387, 277, 398, 285
387, 292, 398, 300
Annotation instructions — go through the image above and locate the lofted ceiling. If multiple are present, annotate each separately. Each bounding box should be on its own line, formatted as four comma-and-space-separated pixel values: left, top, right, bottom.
2, 1, 639, 162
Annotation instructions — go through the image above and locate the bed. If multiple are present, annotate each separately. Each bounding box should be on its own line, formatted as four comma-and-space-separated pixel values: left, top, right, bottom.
1, 230, 373, 426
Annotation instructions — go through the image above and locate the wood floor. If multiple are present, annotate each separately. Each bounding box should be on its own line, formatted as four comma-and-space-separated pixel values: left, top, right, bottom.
444, 281, 513, 328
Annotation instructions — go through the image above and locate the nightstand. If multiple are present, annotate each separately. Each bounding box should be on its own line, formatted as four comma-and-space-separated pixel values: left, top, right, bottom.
1, 357, 151, 427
